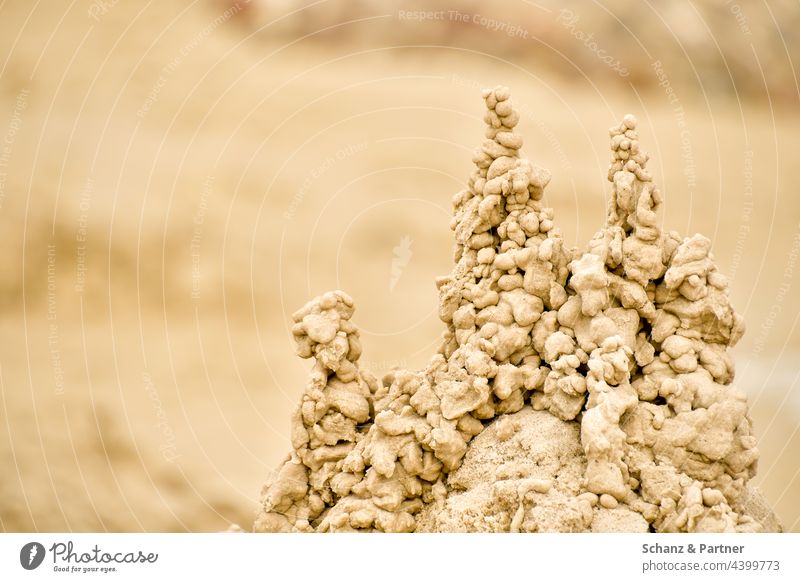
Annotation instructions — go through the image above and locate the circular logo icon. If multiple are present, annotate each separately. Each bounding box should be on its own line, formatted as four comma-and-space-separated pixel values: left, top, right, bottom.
20, 542, 46, 570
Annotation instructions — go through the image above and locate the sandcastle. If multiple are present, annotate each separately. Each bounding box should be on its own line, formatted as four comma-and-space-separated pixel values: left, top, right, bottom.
255, 87, 781, 533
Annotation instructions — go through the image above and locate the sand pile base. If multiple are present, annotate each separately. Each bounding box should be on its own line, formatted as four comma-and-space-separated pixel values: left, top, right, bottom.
416, 406, 779, 532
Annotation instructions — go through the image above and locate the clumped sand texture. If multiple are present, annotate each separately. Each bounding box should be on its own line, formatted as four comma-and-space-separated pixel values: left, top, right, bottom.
255, 87, 781, 533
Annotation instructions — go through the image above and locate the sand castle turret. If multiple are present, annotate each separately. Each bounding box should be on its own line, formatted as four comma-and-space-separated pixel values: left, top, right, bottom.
256, 87, 778, 533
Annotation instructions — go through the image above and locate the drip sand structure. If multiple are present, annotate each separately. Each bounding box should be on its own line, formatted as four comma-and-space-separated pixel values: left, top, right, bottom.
255, 87, 781, 533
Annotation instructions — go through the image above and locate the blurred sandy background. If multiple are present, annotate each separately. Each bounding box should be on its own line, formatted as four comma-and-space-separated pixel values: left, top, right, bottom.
0, 0, 798, 532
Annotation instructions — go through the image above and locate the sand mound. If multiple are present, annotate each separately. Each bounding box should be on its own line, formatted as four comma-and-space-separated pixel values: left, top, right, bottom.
416, 406, 606, 532
417, 406, 776, 532
254, 86, 781, 533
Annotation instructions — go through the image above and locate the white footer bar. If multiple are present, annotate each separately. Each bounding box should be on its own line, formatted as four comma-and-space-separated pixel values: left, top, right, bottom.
1, 533, 798, 581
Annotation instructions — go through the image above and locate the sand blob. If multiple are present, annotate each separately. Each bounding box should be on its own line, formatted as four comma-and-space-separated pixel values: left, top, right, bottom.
255, 87, 781, 533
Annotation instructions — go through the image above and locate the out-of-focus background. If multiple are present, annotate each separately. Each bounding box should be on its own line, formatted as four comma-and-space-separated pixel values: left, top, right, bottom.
0, 0, 798, 532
